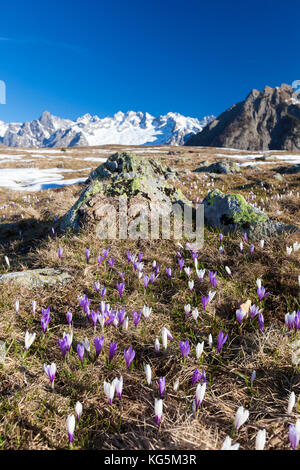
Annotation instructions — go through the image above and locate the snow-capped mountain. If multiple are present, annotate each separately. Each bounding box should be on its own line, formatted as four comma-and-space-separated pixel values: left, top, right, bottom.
0, 111, 214, 148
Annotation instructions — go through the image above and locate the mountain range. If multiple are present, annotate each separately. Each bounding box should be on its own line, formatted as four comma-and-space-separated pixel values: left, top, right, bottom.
0, 111, 214, 148
186, 84, 300, 151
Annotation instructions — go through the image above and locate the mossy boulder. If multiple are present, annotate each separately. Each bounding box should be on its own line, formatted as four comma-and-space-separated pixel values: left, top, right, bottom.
203, 189, 299, 237
60, 152, 191, 232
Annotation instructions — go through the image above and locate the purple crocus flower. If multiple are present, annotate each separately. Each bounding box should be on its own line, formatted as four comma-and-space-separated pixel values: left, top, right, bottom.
219, 233, 223, 242
138, 253, 143, 262
118, 271, 125, 281
117, 307, 126, 326
166, 267, 172, 279
149, 272, 159, 284
102, 248, 109, 260
192, 251, 199, 263
258, 313, 265, 333
257, 286, 269, 302
179, 338, 190, 359
93, 280, 101, 293
236, 308, 245, 324
126, 251, 132, 262
201, 295, 210, 311
208, 271, 217, 288
250, 244, 255, 255
217, 330, 228, 354
133, 311, 142, 327
159, 376, 166, 397
244, 232, 248, 242
100, 286, 106, 298
58, 337, 68, 358
116, 281, 125, 298
249, 304, 261, 320
86, 248, 91, 262
289, 423, 300, 450
143, 274, 150, 289
58, 248, 63, 260
41, 309, 51, 334
107, 258, 115, 268
124, 346, 136, 370
97, 255, 103, 265
90, 310, 99, 329
43, 363, 56, 389
178, 258, 185, 271
192, 368, 202, 385
66, 310, 72, 325
94, 336, 104, 357
109, 341, 117, 362
77, 344, 85, 367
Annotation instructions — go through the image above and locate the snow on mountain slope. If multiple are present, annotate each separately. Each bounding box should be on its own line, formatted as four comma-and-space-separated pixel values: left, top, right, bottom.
0, 111, 214, 148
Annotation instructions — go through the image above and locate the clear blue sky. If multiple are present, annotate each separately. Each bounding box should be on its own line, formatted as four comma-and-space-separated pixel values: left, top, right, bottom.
0, 0, 299, 122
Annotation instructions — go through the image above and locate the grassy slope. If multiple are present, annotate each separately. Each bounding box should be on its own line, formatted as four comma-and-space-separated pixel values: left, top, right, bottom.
0, 149, 299, 450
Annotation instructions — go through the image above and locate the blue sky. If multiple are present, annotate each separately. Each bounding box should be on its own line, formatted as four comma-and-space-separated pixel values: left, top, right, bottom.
0, 0, 299, 122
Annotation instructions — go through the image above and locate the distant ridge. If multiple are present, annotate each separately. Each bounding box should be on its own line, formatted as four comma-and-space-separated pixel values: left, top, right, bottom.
186, 84, 300, 151
0, 110, 214, 148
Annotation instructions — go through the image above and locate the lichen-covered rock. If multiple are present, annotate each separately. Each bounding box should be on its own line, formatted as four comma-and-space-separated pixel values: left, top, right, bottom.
0, 268, 72, 289
88, 152, 179, 182
194, 160, 240, 174
202, 189, 299, 237
60, 152, 191, 232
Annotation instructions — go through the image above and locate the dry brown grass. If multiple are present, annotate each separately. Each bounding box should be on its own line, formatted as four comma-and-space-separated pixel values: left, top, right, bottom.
0, 146, 300, 450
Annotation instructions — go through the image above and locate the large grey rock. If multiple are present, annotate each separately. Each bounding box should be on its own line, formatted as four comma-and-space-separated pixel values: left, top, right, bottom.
186, 84, 300, 151
0, 268, 72, 289
194, 159, 240, 174
60, 152, 192, 232
202, 189, 299, 237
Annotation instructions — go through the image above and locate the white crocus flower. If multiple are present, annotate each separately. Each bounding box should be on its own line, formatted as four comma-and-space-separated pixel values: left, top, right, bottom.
286, 246, 293, 256
81, 337, 90, 353
208, 290, 216, 302
192, 308, 199, 321
234, 406, 249, 431
208, 334, 213, 348
184, 304, 191, 315
25, 331, 36, 351
15, 300, 19, 313
4, 256, 10, 268
225, 266, 232, 276
288, 392, 296, 415
255, 429, 266, 450
260, 240, 265, 249
184, 267, 191, 277
256, 278, 262, 289
155, 338, 160, 353
66, 414, 76, 449
221, 436, 240, 450
173, 378, 179, 391
144, 364, 152, 385
143, 305, 152, 319
75, 401, 83, 421
103, 380, 115, 404
196, 341, 204, 359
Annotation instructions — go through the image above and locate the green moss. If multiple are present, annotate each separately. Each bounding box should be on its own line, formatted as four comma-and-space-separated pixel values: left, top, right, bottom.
228, 193, 268, 224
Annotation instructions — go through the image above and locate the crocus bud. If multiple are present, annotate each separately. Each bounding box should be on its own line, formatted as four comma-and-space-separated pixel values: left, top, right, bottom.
67, 414, 76, 449
75, 401, 82, 422
145, 364, 152, 385
255, 429, 266, 450
288, 392, 296, 415
154, 399, 163, 426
